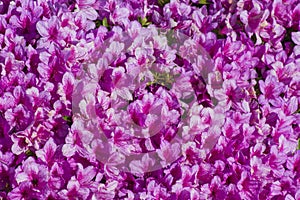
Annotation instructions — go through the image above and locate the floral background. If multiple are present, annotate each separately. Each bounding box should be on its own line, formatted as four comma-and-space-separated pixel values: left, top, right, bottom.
0, 0, 299, 199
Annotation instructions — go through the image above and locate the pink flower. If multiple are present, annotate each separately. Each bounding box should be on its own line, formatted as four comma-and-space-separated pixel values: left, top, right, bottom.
292, 32, 300, 56
35, 138, 57, 166
237, 171, 260, 200
58, 176, 90, 200
259, 75, 284, 101
62, 120, 91, 158
268, 146, 287, 177
4, 104, 33, 132
11, 129, 33, 155
8, 182, 38, 200
76, 0, 96, 9
37, 17, 59, 38
36, 16, 65, 45
110, 7, 131, 27
15, 157, 49, 197
157, 140, 181, 166
57, 72, 75, 103
93, 180, 118, 199
129, 154, 156, 176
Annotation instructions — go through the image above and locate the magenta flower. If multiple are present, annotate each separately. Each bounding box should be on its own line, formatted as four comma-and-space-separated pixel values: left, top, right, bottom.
35, 138, 57, 166
110, 7, 131, 27
14, 157, 49, 198
8, 182, 37, 200
93, 180, 118, 199
48, 162, 64, 191
259, 75, 284, 102
76, 0, 96, 9
58, 176, 89, 200
292, 31, 300, 45
0, 0, 299, 199
11, 129, 33, 155
9, 0, 43, 42
57, 72, 75, 104
237, 171, 260, 200
36, 16, 65, 46
5, 104, 33, 133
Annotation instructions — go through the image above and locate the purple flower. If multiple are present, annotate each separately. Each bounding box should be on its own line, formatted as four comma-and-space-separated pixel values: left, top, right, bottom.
9, 0, 43, 42
76, 0, 96, 9
75, 7, 98, 31
272, 0, 292, 26
57, 72, 75, 103
58, 176, 89, 200
8, 182, 37, 200
14, 157, 49, 198
268, 145, 287, 177
58, 164, 97, 199
110, 7, 131, 27
93, 180, 118, 199
239, 1, 269, 32
35, 138, 57, 166
0, 0, 298, 199
5, 104, 33, 133
76, 164, 97, 190
48, 162, 64, 191
237, 171, 260, 200
287, 150, 300, 178
36, 16, 65, 46
11, 129, 33, 155
259, 75, 284, 102
292, 32, 300, 45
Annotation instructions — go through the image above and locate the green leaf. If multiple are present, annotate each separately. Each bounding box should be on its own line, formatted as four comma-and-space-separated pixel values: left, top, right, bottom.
25, 149, 35, 157
158, 0, 170, 7
138, 17, 151, 27
102, 17, 109, 27
95, 20, 101, 28
140, 76, 146, 82
181, 107, 188, 120
146, 71, 175, 89
297, 139, 300, 150
251, 34, 257, 44
199, 0, 212, 4
254, 83, 261, 96
146, 81, 155, 86
63, 116, 73, 127
63, 115, 71, 121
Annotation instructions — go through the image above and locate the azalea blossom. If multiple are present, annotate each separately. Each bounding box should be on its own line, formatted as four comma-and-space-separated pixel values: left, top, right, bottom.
0, 0, 299, 199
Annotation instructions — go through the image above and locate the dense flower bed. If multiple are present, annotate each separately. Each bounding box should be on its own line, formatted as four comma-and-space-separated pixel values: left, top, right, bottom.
0, 0, 299, 199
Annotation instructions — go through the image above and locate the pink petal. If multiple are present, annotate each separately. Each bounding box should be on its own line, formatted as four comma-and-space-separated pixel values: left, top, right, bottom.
62, 144, 76, 157
291, 32, 300, 45
36, 21, 49, 37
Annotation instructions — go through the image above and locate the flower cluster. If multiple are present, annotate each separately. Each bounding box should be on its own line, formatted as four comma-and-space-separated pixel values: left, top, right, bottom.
0, 0, 299, 199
